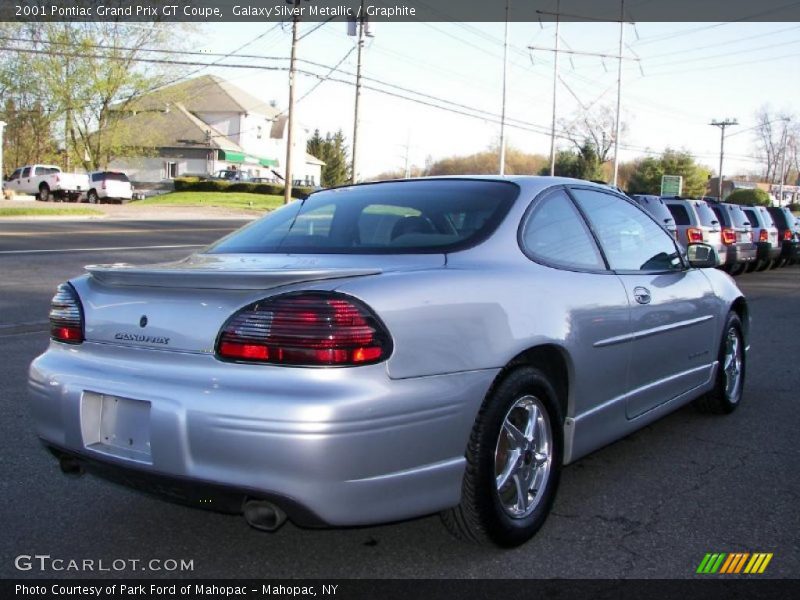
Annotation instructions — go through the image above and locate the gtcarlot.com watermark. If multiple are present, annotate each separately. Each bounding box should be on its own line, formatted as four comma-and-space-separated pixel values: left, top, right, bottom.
14, 554, 194, 572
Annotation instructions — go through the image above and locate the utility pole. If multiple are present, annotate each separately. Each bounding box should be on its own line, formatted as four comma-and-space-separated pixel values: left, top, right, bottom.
532, 1, 635, 182
612, 0, 624, 187
710, 118, 738, 201
778, 118, 790, 205
283, 2, 301, 205
350, 0, 367, 184
499, 0, 510, 175
549, 0, 560, 176
402, 130, 412, 179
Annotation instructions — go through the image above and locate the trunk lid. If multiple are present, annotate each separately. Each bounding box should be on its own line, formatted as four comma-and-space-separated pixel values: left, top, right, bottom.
74, 253, 443, 353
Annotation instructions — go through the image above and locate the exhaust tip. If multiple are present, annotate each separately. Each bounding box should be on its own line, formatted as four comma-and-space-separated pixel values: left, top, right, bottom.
243, 499, 287, 532
59, 455, 84, 477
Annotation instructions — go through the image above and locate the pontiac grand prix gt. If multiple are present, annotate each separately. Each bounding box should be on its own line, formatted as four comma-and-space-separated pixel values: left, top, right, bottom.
29, 177, 748, 547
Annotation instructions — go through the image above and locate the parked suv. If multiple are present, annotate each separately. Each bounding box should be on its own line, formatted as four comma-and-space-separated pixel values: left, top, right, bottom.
740, 205, 780, 272
629, 195, 678, 239
662, 198, 726, 267
86, 171, 133, 204
707, 202, 757, 275
766, 206, 800, 268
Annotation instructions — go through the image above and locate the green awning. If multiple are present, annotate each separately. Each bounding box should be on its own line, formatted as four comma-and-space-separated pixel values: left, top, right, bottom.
218, 150, 278, 167
218, 150, 245, 163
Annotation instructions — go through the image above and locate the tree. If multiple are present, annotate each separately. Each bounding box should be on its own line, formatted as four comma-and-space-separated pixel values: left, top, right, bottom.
626, 149, 711, 197
538, 141, 603, 181
424, 145, 548, 176
560, 105, 626, 164
0, 22, 192, 172
307, 129, 351, 187
726, 188, 771, 207
753, 105, 796, 184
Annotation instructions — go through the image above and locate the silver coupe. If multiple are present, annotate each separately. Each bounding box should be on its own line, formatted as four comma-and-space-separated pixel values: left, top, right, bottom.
29, 177, 748, 547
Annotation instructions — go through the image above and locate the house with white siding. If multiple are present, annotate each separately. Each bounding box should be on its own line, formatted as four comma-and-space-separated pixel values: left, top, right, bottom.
107, 75, 323, 189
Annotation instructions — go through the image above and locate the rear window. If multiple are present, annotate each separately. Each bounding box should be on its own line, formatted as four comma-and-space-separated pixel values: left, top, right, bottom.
666, 203, 690, 226
98, 172, 130, 182
693, 202, 718, 226
726, 206, 749, 228
209, 180, 519, 254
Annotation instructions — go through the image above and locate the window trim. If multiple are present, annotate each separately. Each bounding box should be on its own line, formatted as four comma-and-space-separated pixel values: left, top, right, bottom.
517, 185, 611, 274
565, 184, 687, 275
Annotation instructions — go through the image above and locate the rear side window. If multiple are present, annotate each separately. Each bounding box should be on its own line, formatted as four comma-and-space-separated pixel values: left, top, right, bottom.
741, 208, 759, 228
520, 189, 604, 270
666, 203, 690, 226
710, 206, 729, 227
209, 180, 519, 254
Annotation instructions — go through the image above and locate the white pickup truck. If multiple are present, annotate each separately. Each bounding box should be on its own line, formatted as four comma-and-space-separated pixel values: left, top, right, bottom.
6, 164, 90, 202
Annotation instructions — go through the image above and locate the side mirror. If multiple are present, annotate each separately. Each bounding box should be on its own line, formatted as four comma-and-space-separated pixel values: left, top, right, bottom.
687, 243, 718, 269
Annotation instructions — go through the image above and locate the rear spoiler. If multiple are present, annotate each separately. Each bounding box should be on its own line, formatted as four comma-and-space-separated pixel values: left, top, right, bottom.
85, 264, 382, 290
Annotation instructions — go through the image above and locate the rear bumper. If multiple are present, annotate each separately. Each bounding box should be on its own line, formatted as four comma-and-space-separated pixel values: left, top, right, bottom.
780, 240, 799, 260
755, 242, 781, 262
29, 342, 495, 526
724, 243, 757, 266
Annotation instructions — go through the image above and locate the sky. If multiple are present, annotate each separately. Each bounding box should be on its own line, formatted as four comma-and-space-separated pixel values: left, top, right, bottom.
187, 18, 800, 180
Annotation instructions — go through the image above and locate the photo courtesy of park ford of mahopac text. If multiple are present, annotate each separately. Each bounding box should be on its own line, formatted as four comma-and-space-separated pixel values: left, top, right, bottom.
1, 0, 800, 598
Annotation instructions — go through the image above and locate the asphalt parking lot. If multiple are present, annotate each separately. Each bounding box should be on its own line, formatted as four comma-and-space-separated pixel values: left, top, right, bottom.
1, 219, 798, 579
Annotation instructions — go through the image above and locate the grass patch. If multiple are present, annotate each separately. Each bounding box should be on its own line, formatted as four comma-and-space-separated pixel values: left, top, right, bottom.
135, 192, 286, 211
0, 206, 103, 217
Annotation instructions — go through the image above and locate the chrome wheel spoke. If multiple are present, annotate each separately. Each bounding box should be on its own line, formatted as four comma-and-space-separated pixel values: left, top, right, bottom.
496, 448, 521, 491
503, 419, 527, 450
513, 473, 528, 513
525, 404, 539, 443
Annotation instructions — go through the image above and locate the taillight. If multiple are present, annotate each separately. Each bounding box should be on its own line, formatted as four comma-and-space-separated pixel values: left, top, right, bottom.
784, 230, 793, 241
49, 283, 84, 344
54, 174, 60, 183
216, 292, 392, 367
722, 228, 736, 245
687, 227, 703, 243
759, 230, 768, 242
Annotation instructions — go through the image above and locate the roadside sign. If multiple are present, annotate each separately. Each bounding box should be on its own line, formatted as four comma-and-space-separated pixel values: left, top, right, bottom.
661, 175, 683, 197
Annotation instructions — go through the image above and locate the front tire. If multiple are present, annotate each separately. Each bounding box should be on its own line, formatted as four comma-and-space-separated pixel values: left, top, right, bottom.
441, 367, 563, 547
694, 312, 745, 414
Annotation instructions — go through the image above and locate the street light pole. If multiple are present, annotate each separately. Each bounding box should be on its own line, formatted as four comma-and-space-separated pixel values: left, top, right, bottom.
0, 120, 6, 196
283, 3, 301, 205
710, 118, 738, 201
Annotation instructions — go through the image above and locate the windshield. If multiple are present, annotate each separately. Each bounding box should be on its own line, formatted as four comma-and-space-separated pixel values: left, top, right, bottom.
209, 179, 519, 254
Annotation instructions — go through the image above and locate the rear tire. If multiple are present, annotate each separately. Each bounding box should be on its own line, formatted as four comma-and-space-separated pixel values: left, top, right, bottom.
441, 367, 563, 547
87, 190, 99, 204
694, 312, 745, 415
39, 184, 50, 202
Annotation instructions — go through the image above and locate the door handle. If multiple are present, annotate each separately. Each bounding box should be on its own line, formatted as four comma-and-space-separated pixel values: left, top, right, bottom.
633, 286, 651, 305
